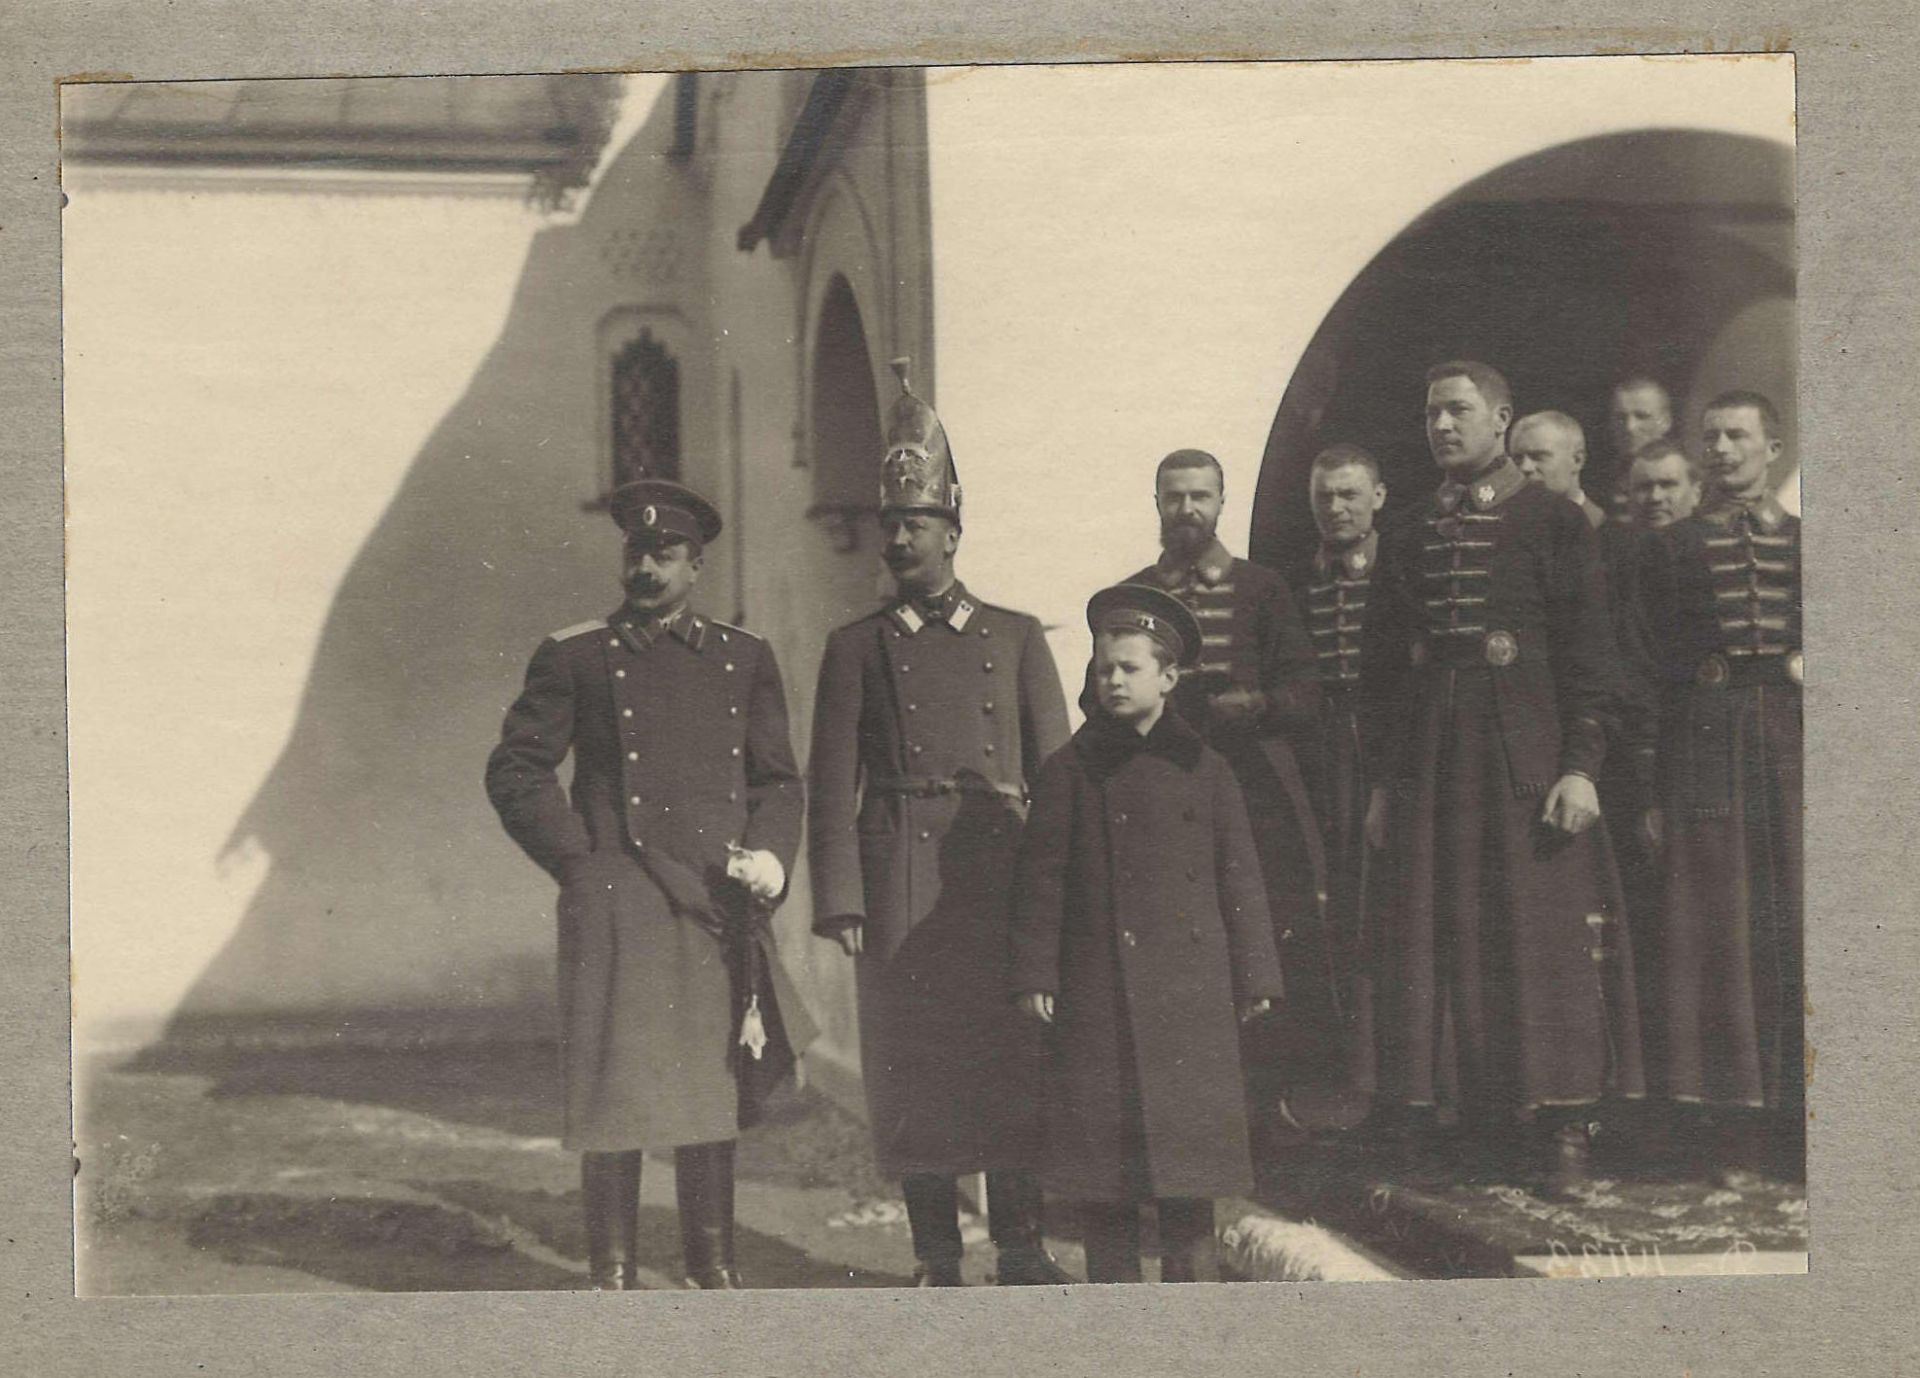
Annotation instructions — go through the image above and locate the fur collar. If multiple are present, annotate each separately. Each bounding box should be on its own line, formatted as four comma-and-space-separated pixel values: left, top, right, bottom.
1072, 704, 1204, 780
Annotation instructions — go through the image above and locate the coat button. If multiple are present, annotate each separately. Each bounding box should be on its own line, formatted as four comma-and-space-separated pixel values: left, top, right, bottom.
630, 795, 641, 806
907, 703, 917, 713
979, 627, 990, 637
910, 744, 924, 756
622, 708, 633, 718
731, 746, 742, 758
1186, 866, 1198, 881
729, 705, 739, 716
983, 661, 994, 672
984, 744, 995, 756
725, 662, 735, 673
608, 638, 619, 648
1122, 931, 1137, 947
919, 829, 931, 841
982, 701, 995, 714
628, 751, 639, 761
615, 669, 626, 678
900, 663, 910, 673
729, 790, 738, 802
1115, 812, 1127, 824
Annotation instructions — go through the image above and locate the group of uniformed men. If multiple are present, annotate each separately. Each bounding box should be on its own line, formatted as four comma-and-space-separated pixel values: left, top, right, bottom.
485, 356, 1801, 1289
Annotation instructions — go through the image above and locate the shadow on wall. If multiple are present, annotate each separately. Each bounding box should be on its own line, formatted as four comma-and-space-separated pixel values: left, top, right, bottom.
1252, 130, 1796, 570
165, 211, 619, 1041
147, 116, 804, 1051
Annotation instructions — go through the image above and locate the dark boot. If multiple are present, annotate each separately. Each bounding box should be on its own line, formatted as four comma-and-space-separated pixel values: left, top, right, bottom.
1155, 1198, 1217, 1283
1711, 1110, 1767, 1187
903, 1174, 967, 1285
987, 1170, 1073, 1285
1079, 1201, 1143, 1284
1538, 1118, 1595, 1199
582, 1150, 642, 1291
677, 1140, 743, 1289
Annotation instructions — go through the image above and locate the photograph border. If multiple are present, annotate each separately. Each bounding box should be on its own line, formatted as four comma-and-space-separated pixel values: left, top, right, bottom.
8, 3, 1916, 1372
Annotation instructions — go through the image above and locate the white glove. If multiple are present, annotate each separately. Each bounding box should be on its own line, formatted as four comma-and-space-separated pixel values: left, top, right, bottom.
727, 847, 786, 900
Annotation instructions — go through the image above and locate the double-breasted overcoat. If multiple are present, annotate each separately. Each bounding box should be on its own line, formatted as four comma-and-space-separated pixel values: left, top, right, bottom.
485, 606, 816, 1152
1009, 709, 1286, 1202
807, 586, 1069, 1178
1107, 543, 1331, 1089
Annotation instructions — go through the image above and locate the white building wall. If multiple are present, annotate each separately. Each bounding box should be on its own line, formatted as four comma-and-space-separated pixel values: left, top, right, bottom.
64, 185, 556, 1045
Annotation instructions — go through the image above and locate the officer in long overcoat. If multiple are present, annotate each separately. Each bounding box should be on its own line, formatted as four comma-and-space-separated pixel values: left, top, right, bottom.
1638, 390, 1803, 1181
485, 479, 815, 1290
1361, 361, 1644, 1192
1011, 584, 1285, 1283
807, 360, 1072, 1286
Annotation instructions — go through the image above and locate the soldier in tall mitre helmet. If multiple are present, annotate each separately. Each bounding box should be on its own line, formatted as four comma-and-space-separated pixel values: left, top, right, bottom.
808, 359, 1075, 1285
486, 476, 816, 1290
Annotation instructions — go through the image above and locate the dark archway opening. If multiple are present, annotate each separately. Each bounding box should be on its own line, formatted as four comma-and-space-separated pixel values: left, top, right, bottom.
1250, 130, 1794, 572
805, 272, 885, 621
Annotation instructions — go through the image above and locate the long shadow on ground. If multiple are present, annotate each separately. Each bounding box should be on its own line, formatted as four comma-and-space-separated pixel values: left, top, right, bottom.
185, 1192, 584, 1292
421, 1180, 915, 1289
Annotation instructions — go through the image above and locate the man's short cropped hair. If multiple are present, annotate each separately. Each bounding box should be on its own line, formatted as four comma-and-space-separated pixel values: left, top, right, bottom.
1613, 374, 1673, 403
1310, 442, 1382, 485
1511, 409, 1587, 452
1156, 448, 1226, 490
1424, 359, 1513, 411
1704, 389, 1782, 441
1632, 438, 1702, 484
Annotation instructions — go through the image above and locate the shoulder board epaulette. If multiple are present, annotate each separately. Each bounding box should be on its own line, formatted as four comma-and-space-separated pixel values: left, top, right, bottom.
547, 618, 609, 643
703, 617, 762, 643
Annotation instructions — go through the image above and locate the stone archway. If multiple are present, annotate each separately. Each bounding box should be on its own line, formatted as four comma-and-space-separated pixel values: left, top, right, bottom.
1250, 130, 1795, 570
807, 274, 884, 560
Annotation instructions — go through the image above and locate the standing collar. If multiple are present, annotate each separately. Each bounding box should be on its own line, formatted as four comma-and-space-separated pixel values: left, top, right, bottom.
1700, 489, 1790, 533
1436, 455, 1526, 514
1576, 492, 1607, 529
888, 579, 978, 635
1072, 703, 1204, 778
1154, 537, 1234, 588
1315, 529, 1378, 578
610, 604, 710, 652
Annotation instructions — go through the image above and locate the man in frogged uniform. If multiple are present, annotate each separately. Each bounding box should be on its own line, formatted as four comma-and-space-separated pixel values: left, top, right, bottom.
1362, 361, 1644, 1192
1290, 443, 1389, 1106
1638, 390, 1803, 1181
807, 360, 1072, 1286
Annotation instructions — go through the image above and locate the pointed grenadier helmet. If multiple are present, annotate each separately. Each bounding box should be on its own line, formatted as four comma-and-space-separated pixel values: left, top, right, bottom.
879, 356, 962, 524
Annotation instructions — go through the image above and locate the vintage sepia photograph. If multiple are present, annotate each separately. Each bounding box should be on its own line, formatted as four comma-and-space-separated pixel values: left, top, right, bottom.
62, 54, 1800, 1295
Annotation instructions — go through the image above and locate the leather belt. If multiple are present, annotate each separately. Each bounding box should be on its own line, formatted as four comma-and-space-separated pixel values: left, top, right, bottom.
1695, 649, 1803, 689
1410, 627, 1541, 670
870, 775, 1028, 803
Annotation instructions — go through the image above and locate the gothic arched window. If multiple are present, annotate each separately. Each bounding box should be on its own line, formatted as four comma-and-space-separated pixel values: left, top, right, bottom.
610, 329, 681, 488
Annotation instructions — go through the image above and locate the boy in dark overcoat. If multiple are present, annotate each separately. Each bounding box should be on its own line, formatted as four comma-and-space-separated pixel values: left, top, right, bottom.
1011, 583, 1286, 1283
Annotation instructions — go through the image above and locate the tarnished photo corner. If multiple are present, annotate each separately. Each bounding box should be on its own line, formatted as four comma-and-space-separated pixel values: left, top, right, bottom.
60, 55, 1802, 1295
